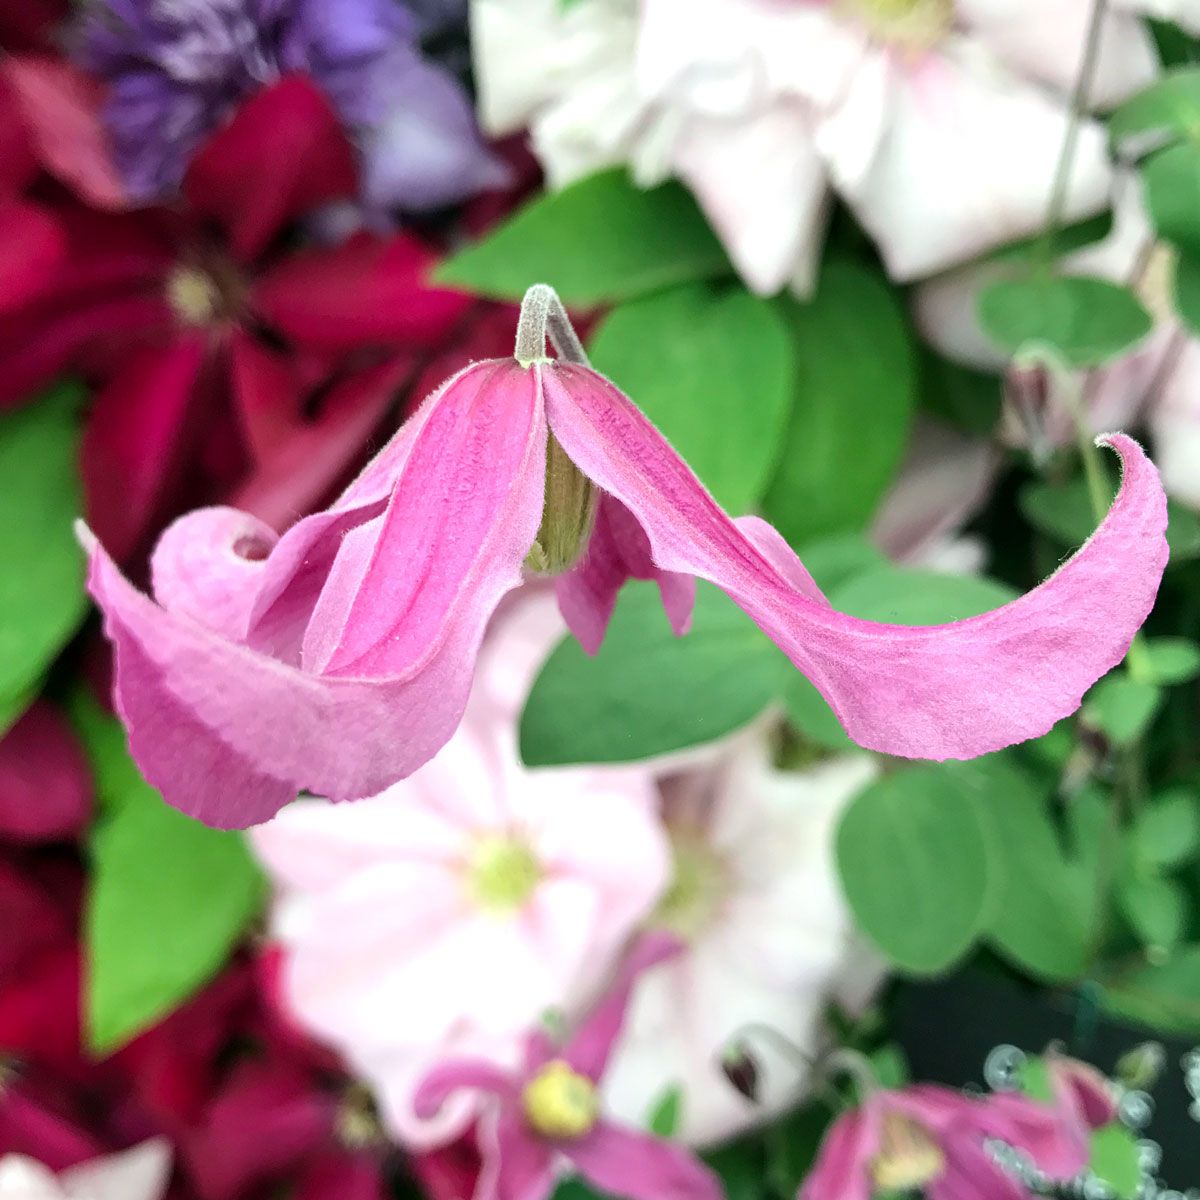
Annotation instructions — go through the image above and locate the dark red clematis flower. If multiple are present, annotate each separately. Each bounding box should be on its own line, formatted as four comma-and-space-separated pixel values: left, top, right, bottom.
0, 1, 69, 53
0, 704, 92, 844
0, 73, 469, 560
0, 56, 126, 319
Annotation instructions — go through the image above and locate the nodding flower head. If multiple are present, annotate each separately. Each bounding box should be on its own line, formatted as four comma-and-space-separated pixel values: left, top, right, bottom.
80, 283, 1167, 829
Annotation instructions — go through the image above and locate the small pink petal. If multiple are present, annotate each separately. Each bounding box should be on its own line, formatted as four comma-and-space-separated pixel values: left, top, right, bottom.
555, 494, 695, 655
799, 1109, 874, 1200
567, 1120, 722, 1200
542, 362, 1168, 761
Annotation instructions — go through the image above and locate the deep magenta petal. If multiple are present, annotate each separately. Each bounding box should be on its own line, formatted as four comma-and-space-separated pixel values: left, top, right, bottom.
542, 362, 1168, 761
564, 932, 682, 1083
799, 1109, 874, 1200
567, 1122, 721, 1200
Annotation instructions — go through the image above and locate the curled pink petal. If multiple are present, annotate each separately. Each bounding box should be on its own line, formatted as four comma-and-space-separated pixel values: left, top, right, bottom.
567, 1120, 722, 1200
80, 359, 548, 827
150, 508, 279, 640
412, 1061, 517, 1121
542, 362, 1168, 760
476, 1108, 555, 1200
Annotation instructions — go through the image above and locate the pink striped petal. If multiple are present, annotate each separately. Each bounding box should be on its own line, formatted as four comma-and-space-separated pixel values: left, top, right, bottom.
541, 363, 1168, 761
567, 1121, 721, 1200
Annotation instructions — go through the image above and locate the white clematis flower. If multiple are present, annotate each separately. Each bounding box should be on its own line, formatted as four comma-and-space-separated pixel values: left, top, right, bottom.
600, 738, 884, 1145
472, 0, 1159, 293
0, 1142, 172, 1200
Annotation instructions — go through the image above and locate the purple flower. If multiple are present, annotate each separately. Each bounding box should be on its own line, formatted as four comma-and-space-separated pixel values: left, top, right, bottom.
76, 0, 503, 208
413, 934, 722, 1200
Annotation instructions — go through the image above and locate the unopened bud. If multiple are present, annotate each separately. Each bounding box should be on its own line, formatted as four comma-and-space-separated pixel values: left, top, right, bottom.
525, 432, 597, 576
1002, 346, 1079, 464
720, 1041, 762, 1103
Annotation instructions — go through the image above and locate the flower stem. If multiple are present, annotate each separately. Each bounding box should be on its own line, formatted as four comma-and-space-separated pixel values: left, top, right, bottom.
1036, 0, 1109, 273
516, 284, 589, 366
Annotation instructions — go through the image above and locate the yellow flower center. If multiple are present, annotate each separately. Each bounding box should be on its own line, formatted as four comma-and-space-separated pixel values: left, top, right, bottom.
522, 1060, 599, 1140
839, 0, 953, 49
166, 266, 222, 326
653, 834, 727, 941
334, 1082, 385, 1150
870, 1112, 946, 1191
467, 835, 542, 911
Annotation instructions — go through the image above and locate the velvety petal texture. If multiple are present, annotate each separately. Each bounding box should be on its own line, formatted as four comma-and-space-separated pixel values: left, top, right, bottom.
539, 362, 1168, 761
83, 360, 547, 827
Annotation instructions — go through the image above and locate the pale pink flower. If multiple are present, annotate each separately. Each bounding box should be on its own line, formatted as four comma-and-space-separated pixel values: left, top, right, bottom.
251, 596, 670, 1148
915, 175, 1200, 508
414, 933, 722, 1200
82, 287, 1168, 828
475, 0, 1157, 293
0, 1141, 172, 1200
601, 740, 883, 1145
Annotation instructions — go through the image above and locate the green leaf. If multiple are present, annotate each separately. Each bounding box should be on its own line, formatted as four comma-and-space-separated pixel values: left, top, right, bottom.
1083, 672, 1163, 748
0, 385, 87, 732
918, 350, 1002, 436
762, 260, 916, 545
589, 283, 795, 513
1104, 945, 1200, 1034
795, 534, 887, 594
436, 169, 730, 305
520, 582, 788, 766
1133, 788, 1200, 867
80, 708, 264, 1053
1173, 247, 1200, 336
835, 765, 993, 974
783, 675, 854, 751
1021, 476, 1200, 563
828, 567, 1017, 625
978, 275, 1153, 367
704, 1140, 763, 1200
1088, 1124, 1143, 1200
1117, 871, 1187, 951
646, 1085, 683, 1137
1140, 637, 1200, 684
1143, 142, 1200, 257
1110, 68, 1200, 145
969, 758, 1096, 981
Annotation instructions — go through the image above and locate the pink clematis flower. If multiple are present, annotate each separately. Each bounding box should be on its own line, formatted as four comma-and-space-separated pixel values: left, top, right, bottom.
802, 1082, 1090, 1200
82, 285, 1168, 828
413, 933, 722, 1200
